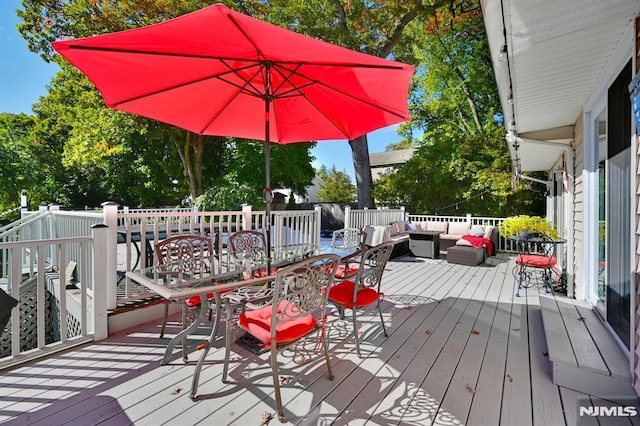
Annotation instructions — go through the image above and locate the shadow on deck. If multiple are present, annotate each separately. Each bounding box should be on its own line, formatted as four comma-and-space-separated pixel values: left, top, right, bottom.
1, 253, 638, 425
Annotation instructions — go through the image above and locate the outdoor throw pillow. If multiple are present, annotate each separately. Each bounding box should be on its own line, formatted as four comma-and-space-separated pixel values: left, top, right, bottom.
469, 225, 485, 237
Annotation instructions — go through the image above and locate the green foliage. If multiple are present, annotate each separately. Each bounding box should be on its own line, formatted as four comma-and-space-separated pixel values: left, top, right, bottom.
15, 1, 317, 209
499, 215, 559, 240
196, 179, 261, 212
195, 140, 316, 211
0, 113, 38, 212
316, 166, 356, 203
374, 5, 544, 216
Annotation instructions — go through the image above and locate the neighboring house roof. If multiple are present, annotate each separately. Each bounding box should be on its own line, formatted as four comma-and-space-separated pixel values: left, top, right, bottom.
369, 149, 416, 167
369, 148, 416, 181
482, 0, 639, 172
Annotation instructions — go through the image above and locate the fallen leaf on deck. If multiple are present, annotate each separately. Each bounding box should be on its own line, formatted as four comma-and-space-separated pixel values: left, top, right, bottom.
196, 343, 207, 350
280, 375, 293, 384
512, 328, 520, 332
171, 387, 182, 395
542, 352, 548, 357
425, 329, 432, 335
506, 374, 513, 383
357, 328, 363, 336
578, 316, 586, 322
261, 412, 273, 425
471, 329, 480, 335
403, 305, 412, 310
466, 384, 477, 393
295, 356, 311, 365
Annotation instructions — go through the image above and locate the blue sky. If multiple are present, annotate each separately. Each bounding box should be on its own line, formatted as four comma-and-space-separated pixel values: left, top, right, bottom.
0, 0, 404, 182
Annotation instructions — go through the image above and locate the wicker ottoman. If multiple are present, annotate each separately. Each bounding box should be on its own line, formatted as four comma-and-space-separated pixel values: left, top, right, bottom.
447, 245, 484, 266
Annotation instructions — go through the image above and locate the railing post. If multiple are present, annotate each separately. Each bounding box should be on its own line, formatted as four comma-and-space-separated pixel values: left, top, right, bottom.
102, 201, 119, 310
20, 189, 27, 212
401, 206, 406, 221
466, 213, 472, 223
314, 205, 322, 245
91, 224, 109, 340
241, 204, 252, 230
344, 206, 351, 229
48, 203, 60, 264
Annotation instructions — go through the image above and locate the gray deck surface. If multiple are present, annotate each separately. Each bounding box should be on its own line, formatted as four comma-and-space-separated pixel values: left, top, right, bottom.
1, 253, 637, 425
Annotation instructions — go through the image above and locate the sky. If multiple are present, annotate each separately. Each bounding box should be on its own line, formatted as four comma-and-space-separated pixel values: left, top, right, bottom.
0, 0, 405, 183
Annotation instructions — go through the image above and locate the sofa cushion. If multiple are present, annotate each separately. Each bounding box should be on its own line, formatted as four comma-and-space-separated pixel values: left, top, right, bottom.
448, 221, 471, 235
483, 225, 495, 239
441, 233, 465, 241
427, 221, 448, 233
390, 221, 406, 235
418, 222, 430, 231
456, 238, 473, 247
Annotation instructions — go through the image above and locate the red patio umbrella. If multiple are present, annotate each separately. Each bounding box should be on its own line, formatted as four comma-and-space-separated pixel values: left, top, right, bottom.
52, 3, 414, 268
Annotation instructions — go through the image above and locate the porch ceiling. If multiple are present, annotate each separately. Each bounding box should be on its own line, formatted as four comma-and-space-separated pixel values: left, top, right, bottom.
482, 0, 640, 171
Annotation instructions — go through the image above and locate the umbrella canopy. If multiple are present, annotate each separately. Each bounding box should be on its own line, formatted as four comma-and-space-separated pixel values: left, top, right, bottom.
52, 3, 414, 268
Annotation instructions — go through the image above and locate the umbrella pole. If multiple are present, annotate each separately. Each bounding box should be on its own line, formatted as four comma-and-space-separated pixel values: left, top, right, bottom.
264, 64, 273, 275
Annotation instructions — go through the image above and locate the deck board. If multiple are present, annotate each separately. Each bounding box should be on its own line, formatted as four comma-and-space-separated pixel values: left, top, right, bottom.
1, 252, 637, 425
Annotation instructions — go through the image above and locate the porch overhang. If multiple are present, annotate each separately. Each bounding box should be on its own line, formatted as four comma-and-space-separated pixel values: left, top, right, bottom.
481, 0, 639, 172
506, 132, 573, 172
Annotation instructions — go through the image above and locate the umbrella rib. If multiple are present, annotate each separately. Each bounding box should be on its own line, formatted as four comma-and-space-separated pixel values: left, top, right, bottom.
272, 63, 408, 120
63, 45, 407, 70
111, 62, 263, 107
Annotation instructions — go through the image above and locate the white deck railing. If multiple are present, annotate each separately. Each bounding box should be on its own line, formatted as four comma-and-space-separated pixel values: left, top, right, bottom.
344, 206, 406, 229
2, 201, 516, 369
0, 203, 320, 368
0, 228, 109, 370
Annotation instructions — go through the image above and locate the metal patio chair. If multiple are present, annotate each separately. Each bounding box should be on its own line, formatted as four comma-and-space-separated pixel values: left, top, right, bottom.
327, 241, 394, 357
514, 232, 560, 297
331, 228, 366, 279
154, 235, 219, 344
219, 253, 341, 422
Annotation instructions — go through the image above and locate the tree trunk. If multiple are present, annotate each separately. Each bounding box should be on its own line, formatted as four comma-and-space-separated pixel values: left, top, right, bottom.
175, 130, 205, 203
349, 134, 375, 208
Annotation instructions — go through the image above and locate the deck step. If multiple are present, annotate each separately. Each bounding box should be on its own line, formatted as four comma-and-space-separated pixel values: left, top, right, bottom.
539, 295, 638, 403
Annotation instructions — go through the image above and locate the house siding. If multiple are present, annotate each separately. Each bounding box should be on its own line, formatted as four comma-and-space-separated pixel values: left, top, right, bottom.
573, 113, 585, 301
634, 130, 640, 393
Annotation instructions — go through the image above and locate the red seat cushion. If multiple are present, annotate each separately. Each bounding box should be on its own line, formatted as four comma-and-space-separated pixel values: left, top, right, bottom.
328, 280, 380, 309
184, 292, 214, 307
238, 300, 315, 345
516, 254, 557, 268
252, 267, 279, 278
335, 263, 359, 278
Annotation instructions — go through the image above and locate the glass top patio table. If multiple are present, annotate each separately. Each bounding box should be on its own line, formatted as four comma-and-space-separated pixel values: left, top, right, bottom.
128, 243, 360, 300
126, 242, 360, 396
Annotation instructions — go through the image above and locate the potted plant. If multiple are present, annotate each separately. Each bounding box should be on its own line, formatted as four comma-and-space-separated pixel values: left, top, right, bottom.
499, 215, 560, 239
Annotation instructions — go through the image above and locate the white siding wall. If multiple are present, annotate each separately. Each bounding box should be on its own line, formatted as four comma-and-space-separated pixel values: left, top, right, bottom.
573, 114, 586, 300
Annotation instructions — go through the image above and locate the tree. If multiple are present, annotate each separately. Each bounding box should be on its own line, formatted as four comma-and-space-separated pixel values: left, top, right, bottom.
197, 140, 315, 211
0, 113, 38, 213
247, 0, 468, 208
373, 4, 542, 216
16, 0, 316, 207
316, 166, 356, 203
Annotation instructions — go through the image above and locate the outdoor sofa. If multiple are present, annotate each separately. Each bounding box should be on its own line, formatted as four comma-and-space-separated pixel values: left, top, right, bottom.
361, 220, 499, 261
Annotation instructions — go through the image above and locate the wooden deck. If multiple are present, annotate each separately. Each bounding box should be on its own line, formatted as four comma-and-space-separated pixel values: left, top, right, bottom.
1, 253, 638, 425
